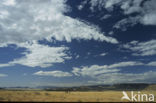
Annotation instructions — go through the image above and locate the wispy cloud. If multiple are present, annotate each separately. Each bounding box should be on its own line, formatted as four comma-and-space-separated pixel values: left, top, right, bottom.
72, 61, 143, 77
99, 53, 107, 56
72, 60, 156, 84
88, 71, 156, 84
75, 55, 80, 59
122, 39, 156, 56
147, 61, 156, 67
0, 74, 7, 77
34, 70, 72, 77
0, 63, 14, 68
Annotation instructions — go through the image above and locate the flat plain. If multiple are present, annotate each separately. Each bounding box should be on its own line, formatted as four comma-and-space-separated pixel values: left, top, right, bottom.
0, 90, 155, 102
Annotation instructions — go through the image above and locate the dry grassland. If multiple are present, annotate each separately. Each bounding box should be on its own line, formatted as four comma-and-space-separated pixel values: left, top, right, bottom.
0, 90, 155, 102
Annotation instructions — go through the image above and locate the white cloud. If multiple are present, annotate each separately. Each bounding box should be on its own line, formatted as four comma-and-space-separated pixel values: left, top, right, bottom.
108, 61, 143, 68
78, 5, 83, 10
147, 61, 156, 67
72, 65, 119, 77
0, 63, 14, 68
118, 0, 156, 26
122, 39, 156, 56
99, 52, 107, 56
72, 60, 156, 84
34, 70, 72, 77
108, 31, 114, 35
100, 14, 111, 20
0, 74, 7, 77
0, 0, 118, 48
88, 71, 156, 84
0, 42, 70, 68
104, 0, 123, 10
0, 0, 118, 68
2, 0, 16, 6
13, 43, 71, 68
79, 0, 156, 28
72, 61, 143, 77
141, 0, 156, 25
75, 55, 80, 59
120, 0, 143, 14
113, 17, 139, 31
0, 10, 9, 19
88, 0, 122, 12
77, 0, 87, 10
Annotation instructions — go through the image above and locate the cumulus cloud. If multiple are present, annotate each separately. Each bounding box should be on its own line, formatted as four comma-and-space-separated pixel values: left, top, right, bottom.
141, 0, 156, 25
34, 70, 72, 77
0, 42, 70, 68
0, 0, 119, 68
119, 0, 156, 26
122, 39, 156, 56
78, 0, 156, 30
0, 0, 118, 47
13, 43, 71, 68
77, 0, 88, 10
2, 0, 16, 6
79, 0, 141, 13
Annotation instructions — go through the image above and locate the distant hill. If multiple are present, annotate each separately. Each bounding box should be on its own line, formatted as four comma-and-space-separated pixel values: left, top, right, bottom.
1, 83, 156, 91
0, 88, 5, 90
113, 83, 149, 90
144, 84, 156, 91
40, 83, 156, 91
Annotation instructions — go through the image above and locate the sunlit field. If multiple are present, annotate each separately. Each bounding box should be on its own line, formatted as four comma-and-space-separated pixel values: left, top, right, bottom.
0, 90, 155, 102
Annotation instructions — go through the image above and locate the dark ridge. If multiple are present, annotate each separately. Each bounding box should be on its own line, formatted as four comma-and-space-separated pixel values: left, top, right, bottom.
1, 83, 155, 91
41, 83, 152, 91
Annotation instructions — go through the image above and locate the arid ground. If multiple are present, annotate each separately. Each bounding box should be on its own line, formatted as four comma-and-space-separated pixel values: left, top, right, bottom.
0, 90, 155, 102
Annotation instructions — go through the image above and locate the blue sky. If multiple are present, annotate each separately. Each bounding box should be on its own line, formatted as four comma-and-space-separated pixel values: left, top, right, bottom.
0, 0, 156, 87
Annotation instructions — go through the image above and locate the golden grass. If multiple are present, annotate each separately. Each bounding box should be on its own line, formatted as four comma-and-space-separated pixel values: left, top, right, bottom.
0, 90, 155, 102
